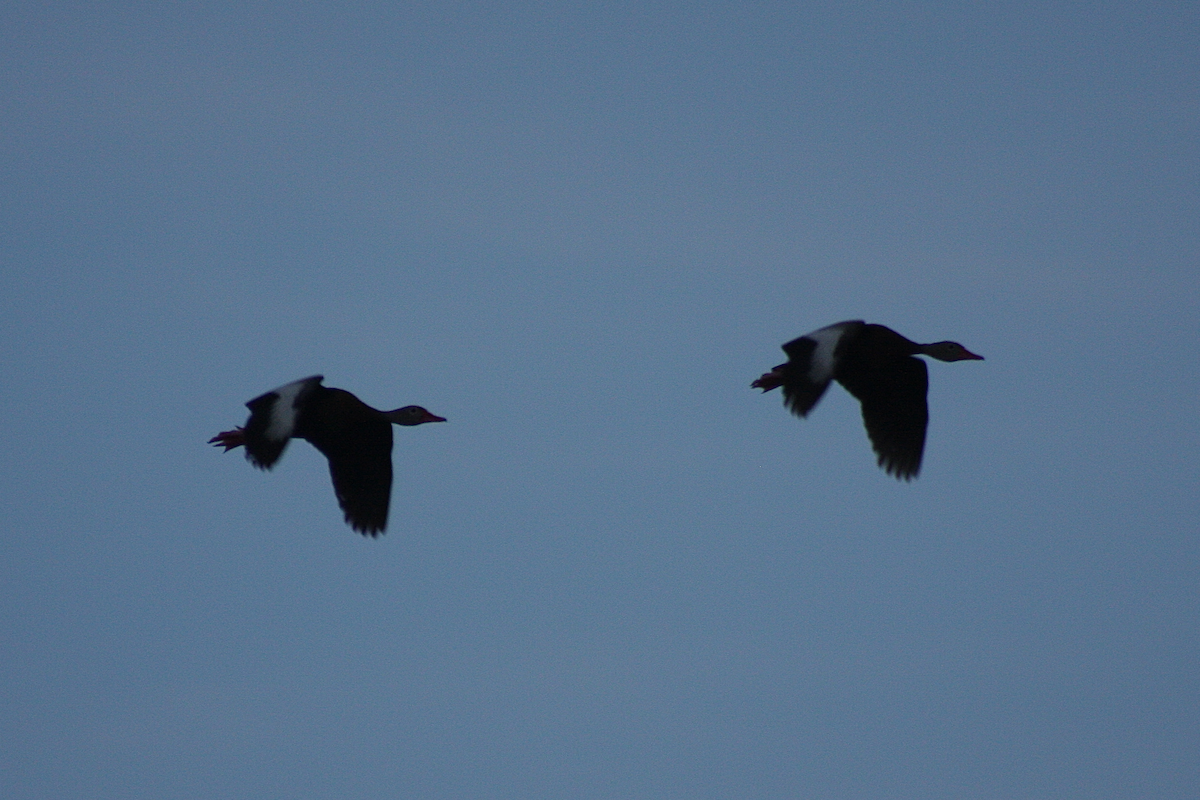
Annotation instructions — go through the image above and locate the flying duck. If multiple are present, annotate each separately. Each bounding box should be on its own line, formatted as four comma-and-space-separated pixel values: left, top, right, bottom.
753, 321, 983, 479
209, 375, 446, 535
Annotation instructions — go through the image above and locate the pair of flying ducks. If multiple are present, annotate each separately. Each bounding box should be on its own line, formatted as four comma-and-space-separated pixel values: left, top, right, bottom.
211, 321, 983, 536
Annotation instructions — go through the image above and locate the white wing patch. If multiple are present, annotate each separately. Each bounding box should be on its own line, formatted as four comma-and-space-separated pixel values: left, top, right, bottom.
805, 323, 851, 384
264, 377, 317, 442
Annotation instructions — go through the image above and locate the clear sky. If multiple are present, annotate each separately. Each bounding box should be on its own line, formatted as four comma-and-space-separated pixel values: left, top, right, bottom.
3, 3, 1197, 798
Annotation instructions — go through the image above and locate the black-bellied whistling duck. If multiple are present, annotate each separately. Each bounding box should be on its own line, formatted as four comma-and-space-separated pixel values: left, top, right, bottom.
209, 376, 446, 536
753, 321, 983, 480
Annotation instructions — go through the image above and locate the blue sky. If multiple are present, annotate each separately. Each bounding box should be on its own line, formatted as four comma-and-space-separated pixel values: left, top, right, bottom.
2, 3, 1198, 798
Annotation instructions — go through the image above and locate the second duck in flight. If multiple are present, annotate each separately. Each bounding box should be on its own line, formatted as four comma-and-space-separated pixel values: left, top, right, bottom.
753, 321, 983, 480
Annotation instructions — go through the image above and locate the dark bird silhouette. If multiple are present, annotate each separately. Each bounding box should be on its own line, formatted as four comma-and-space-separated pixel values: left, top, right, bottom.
753, 321, 983, 479
210, 376, 445, 535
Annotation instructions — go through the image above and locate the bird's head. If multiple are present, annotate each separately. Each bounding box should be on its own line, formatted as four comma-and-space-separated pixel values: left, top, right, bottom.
386, 406, 448, 426
921, 341, 984, 362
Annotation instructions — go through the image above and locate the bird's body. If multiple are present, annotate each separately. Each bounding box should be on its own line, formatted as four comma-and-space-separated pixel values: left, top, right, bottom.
753, 321, 982, 479
210, 376, 445, 535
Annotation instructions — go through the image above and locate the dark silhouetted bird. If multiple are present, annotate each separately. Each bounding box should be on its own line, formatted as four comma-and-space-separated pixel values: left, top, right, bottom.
753, 321, 983, 479
210, 376, 445, 535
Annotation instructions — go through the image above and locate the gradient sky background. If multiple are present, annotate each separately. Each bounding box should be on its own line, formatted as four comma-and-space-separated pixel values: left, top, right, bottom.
3, 3, 1198, 798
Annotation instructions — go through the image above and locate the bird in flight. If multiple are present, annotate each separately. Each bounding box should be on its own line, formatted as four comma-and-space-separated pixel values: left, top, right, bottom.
753, 321, 983, 479
210, 375, 445, 535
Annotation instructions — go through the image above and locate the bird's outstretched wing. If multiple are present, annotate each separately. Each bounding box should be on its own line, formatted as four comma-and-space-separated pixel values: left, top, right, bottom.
312, 417, 394, 536
838, 356, 928, 480
772, 321, 862, 417
241, 375, 325, 470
